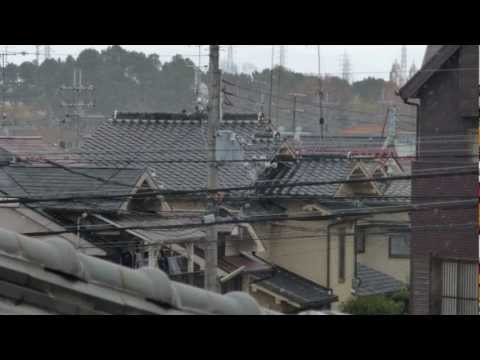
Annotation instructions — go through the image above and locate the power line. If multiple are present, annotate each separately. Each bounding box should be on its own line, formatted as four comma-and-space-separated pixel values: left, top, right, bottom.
27, 201, 479, 243
75, 222, 477, 253
1, 167, 476, 205
224, 83, 417, 120
13, 136, 477, 158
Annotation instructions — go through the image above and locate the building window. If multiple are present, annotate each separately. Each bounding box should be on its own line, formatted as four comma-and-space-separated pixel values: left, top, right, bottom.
389, 234, 410, 258
355, 229, 366, 254
338, 228, 346, 283
440, 260, 478, 315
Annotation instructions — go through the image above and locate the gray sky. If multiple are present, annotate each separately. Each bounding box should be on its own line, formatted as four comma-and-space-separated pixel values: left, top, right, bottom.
4, 45, 426, 81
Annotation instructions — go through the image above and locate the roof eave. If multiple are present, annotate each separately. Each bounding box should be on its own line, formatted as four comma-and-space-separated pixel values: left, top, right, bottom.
398, 45, 461, 100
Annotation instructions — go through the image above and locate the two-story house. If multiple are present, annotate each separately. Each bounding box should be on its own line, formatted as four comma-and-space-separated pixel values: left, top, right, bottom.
399, 45, 478, 315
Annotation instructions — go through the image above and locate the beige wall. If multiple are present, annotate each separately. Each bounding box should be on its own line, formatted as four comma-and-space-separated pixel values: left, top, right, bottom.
357, 232, 410, 284
250, 203, 411, 311
356, 211, 410, 284
166, 198, 207, 212
256, 220, 329, 286
253, 214, 357, 310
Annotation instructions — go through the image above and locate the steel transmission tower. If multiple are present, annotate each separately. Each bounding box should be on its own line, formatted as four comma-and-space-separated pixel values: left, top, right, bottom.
44, 46, 51, 60
35, 46, 41, 65
341, 51, 351, 84
279, 46, 286, 68
400, 45, 408, 86
226, 45, 235, 73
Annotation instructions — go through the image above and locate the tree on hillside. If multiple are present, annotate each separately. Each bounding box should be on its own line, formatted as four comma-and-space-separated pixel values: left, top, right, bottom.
352, 77, 386, 103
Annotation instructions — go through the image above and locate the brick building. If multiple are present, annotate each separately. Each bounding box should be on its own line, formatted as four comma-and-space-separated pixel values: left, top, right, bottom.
399, 45, 479, 315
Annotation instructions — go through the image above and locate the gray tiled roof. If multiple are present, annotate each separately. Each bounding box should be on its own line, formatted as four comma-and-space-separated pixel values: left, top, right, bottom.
0, 227, 262, 315
356, 264, 406, 296
256, 156, 411, 205
252, 266, 337, 309
294, 136, 388, 156
258, 156, 354, 197
0, 165, 147, 212
80, 116, 280, 191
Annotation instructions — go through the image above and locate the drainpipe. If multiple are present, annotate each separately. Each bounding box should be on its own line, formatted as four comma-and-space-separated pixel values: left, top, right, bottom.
326, 218, 350, 290
402, 98, 420, 160
353, 220, 358, 281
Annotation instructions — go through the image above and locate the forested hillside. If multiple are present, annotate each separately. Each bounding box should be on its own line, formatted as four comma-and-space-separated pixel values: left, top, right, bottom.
1, 45, 414, 135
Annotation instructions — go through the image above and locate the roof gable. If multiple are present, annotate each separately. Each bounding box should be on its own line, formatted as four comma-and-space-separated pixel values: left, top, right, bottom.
336, 162, 382, 197
0, 165, 150, 212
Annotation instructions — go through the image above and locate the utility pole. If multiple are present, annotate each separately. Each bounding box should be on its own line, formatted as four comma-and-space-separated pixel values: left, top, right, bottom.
0, 49, 30, 132
1, 51, 6, 127
317, 45, 325, 139
205, 45, 221, 293
268, 46, 275, 123
194, 45, 202, 104
59, 68, 95, 149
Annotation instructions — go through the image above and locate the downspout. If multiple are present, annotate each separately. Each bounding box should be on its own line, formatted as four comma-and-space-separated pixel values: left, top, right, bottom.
353, 220, 358, 281
402, 98, 420, 160
326, 218, 350, 290
400, 95, 419, 315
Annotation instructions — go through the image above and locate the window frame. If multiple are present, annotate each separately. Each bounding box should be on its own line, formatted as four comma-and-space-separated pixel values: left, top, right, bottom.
388, 233, 411, 259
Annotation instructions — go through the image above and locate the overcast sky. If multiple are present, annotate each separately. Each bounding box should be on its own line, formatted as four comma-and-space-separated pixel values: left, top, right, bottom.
3, 45, 427, 81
